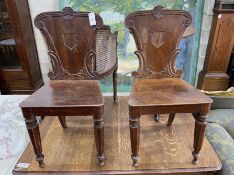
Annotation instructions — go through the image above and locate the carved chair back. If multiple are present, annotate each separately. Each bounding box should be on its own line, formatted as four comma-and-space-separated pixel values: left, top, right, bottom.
125, 6, 192, 79
34, 7, 117, 80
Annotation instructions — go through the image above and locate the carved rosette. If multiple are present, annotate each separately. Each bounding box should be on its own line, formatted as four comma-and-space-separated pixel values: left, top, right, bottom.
153, 5, 165, 19
62, 7, 74, 20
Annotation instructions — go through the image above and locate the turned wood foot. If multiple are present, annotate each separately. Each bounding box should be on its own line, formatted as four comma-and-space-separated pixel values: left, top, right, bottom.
192, 150, 200, 164
192, 112, 208, 164
154, 114, 160, 122
97, 154, 105, 166
131, 154, 139, 167
24, 115, 44, 168
93, 115, 105, 166
129, 115, 140, 167
167, 113, 175, 126
58, 116, 67, 128
35, 154, 45, 168
113, 68, 118, 103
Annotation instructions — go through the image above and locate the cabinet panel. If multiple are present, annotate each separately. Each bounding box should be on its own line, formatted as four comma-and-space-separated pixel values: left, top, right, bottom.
0, 0, 43, 94
209, 18, 234, 72
198, 1, 234, 91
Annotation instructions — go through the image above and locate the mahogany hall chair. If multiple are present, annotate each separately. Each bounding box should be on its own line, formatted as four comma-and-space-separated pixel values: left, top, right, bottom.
19, 7, 117, 167
125, 6, 213, 167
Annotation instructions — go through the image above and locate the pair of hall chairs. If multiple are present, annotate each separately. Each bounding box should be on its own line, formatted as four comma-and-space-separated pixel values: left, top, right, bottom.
20, 6, 212, 167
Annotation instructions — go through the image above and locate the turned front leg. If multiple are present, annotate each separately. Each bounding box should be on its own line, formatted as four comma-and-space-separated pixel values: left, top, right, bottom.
129, 115, 140, 167
93, 115, 105, 166
24, 115, 44, 168
192, 112, 208, 164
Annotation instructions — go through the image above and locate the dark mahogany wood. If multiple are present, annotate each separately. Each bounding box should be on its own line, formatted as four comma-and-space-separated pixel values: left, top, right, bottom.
0, 0, 43, 94
58, 116, 67, 128
20, 80, 105, 167
19, 7, 118, 167
34, 7, 117, 100
167, 113, 175, 126
125, 6, 213, 167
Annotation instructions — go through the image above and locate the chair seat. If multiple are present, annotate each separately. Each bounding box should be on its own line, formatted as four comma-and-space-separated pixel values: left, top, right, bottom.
129, 78, 212, 107
20, 80, 104, 108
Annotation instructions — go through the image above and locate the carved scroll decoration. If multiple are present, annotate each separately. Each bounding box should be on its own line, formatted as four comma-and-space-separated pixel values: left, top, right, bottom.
132, 49, 182, 78
34, 7, 105, 80
125, 5, 192, 79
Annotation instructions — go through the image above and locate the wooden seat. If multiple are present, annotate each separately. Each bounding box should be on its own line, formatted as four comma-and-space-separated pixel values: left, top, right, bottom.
125, 6, 213, 167
20, 80, 104, 108
20, 80, 105, 167
19, 7, 117, 168
129, 78, 212, 107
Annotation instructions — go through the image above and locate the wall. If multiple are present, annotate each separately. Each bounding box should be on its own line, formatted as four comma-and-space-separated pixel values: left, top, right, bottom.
28, 0, 59, 82
195, 0, 215, 85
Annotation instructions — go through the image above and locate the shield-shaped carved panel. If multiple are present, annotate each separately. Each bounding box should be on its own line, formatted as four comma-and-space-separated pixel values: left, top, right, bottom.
151, 31, 166, 48
62, 33, 79, 51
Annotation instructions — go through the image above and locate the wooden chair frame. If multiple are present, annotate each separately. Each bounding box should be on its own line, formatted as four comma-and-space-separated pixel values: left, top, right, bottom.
125, 5, 213, 167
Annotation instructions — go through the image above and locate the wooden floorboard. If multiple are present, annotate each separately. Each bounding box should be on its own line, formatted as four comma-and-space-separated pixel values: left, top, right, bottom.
13, 96, 221, 175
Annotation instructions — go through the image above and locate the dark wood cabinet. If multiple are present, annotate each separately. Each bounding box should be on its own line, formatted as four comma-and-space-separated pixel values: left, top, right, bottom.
197, 0, 234, 91
227, 47, 234, 87
0, 0, 43, 94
